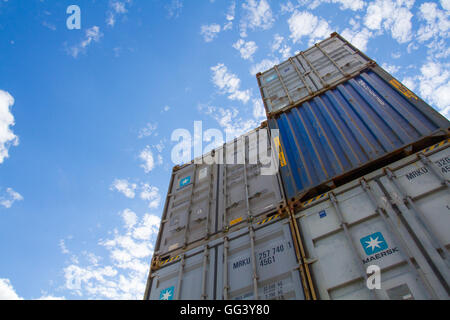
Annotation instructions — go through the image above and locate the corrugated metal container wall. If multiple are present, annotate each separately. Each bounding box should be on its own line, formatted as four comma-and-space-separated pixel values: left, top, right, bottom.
217, 126, 285, 232
269, 66, 450, 202
257, 32, 373, 116
154, 126, 285, 258
146, 217, 305, 300
215, 218, 304, 300
153, 160, 219, 257
146, 245, 216, 300
291, 140, 450, 300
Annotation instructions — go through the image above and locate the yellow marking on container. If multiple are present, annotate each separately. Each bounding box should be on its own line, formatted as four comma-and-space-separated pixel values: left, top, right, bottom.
302, 193, 328, 207
423, 139, 449, 153
257, 213, 281, 225
229, 217, 243, 226
389, 78, 418, 100
160, 255, 180, 266
273, 136, 287, 167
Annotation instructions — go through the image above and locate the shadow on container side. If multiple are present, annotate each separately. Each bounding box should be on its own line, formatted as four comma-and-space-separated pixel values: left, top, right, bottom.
290, 139, 450, 300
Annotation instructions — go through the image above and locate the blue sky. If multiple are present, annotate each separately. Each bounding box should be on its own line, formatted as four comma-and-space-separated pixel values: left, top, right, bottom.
0, 0, 448, 300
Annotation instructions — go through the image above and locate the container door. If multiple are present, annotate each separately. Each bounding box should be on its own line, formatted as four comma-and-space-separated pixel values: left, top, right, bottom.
295, 176, 447, 299
216, 219, 305, 300
156, 163, 217, 256
148, 246, 216, 300
217, 128, 285, 232
375, 146, 450, 295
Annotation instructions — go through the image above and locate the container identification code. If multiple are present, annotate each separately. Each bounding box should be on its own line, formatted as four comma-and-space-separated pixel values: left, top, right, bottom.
404, 156, 450, 181
231, 241, 293, 271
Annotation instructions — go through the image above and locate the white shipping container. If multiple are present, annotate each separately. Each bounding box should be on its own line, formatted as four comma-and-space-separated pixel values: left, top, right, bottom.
257, 32, 372, 116
293, 139, 450, 300
145, 217, 305, 300
154, 126, 285, 258
154, 161, 219, 256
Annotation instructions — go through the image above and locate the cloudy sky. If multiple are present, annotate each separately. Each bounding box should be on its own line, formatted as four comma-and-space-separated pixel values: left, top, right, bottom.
0, 0, 448, 300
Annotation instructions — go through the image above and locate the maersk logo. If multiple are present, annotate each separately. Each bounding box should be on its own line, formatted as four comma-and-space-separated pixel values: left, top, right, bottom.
160, 286, 174, 300
360, 232, 399, 264
360, 232, 388, 255
180, 176, 191, 188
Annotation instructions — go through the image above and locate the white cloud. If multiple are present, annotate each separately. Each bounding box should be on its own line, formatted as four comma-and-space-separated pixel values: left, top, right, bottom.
288, 11, 333, 46
138, 122, 158, 138
309, 0, 365, 11
415, 2, 450, 59
200, 105, 259, 141
417, 2, 450, 42
132, 213, 161, 241
59, 239, 70, 255
122, 208, 138, 230
401, 76, 416, 91
280, 1, 296, 14
64, 264, 118, 298
106, 0, 131, 27
0, 279, 22, 300
403, 61, 450, 119
36, 295, 66, 300
199, 99, 266, 142
166, 0, 183, 19
154, 139, 166, 153
272, 34, 284, 52
110, 179, 137, 199
139, 184, 161, 209
139, 146, 155, 173
381, 63, 400, 75
0, 278, 64, 300
441, 0, 450, 11
271, 34, 291, 59
63, 209, 160, 299
42, 21, 56, 31
364, 0, 414, 44
0, 90, 19, 164
249, 58, 280, 75
111, 1, 128, 14
67, 26, 103, 58
240, 0, 274, 37
252, 98, 266, 120
161, 105, 170, 113
211, 64, 251, 103
0, 187, 23, 209
331, 0, 365, 11
200, 24, 221, 42
223, 1, 236, 30
340, 27, 373, 51
232, 39, 258, 60
417, 61, 450, 118
278, 45, 292, 60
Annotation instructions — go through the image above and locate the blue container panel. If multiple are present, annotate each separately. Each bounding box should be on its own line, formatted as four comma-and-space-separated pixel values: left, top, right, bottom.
271, 68, 450, 201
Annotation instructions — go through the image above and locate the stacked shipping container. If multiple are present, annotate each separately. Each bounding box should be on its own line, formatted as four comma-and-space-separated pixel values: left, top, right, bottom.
144, 33, 450, 300
258, 33, 449, 203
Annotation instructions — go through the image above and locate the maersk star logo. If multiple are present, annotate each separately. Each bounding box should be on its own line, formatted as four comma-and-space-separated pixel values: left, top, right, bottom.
360, 232, 388, 255
180, 176, 191, 188
160, 286, 174, 300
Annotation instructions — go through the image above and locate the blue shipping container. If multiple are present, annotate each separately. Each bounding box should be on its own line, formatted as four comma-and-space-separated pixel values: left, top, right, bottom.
268, 66, 450, 202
